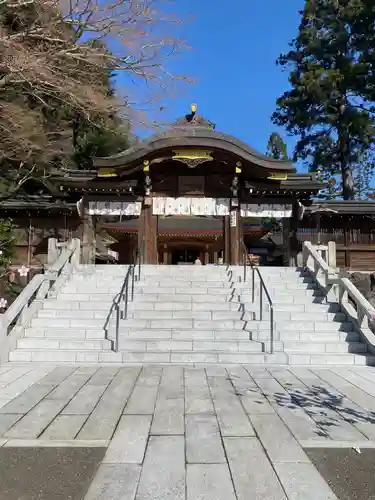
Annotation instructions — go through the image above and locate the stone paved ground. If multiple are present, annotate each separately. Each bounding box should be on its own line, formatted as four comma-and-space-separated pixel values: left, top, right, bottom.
1, 364, 375, 498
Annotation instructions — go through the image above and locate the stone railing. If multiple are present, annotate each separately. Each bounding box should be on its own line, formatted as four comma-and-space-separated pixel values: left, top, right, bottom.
302, 241, 337, 292
0, 238, 80, 362
303, 241, 375, 352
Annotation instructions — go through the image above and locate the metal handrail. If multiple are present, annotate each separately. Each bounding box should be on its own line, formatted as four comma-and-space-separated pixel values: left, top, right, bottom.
241, 242, 274, 354
104, 239, 144, 351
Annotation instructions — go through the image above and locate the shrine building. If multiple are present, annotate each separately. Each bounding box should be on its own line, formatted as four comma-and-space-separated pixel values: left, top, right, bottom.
2, 104, 375, 270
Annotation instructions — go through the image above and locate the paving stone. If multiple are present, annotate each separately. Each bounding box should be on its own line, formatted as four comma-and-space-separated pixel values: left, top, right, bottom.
36, 367, 76, 386
159, 366, 184, 398
276, 407, 330, 442
273, 368, 367, 442
78, 369, 139, 440
185, 390, 214, 414
123, 386, 159, 415
84, 463, 141, 500
186, 414, 226, 463
186, 464, 237, 500
135, 366, 162, 386
274, 462, 338, 500
184, 368, 207, 386
251, 414, 310, 463
4, 399, 67, 439
212, 398, 254, 437
47, 373, 96, 400
62, 384, 108, 415
86, 367, 119, 386
0, 415, 22, 436
240, 391, 276, 415
0, 366, 35, 388
40, 415, 87, 440
0, 384, 55, 414
103, 415, 151, 464
224, 437, 287, 500
4, 439, 109, 447
135, 436, 185, 500
0, 366, 54, 400
151, 397, 184, 435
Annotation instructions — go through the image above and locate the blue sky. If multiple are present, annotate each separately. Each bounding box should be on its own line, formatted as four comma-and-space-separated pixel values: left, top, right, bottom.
127, 1, 304, 158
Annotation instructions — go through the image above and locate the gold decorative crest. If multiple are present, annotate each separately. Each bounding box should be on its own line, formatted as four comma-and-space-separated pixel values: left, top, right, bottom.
172, 150, 213, 168
267, 172, 288, 181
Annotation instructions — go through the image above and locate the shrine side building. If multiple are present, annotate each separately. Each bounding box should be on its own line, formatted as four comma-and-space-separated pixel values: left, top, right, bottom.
2, 106, 375, 270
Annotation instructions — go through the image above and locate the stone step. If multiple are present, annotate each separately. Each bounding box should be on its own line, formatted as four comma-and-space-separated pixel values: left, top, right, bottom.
17, 337, 111, 350
56, 292, 239, 304
251, 330, 360, 342
127, 310, 244, 320
129, 302, 243, 312
287, 352, 375, 366
241, 289, 325, 298
30, 317, 108, 329
24, 327, 106, 339
269, 312, 347, 322
119, 329, 253, 340
121, 319, 247, 330
134, 287, 231, 295
138, 280, 228, 287
119, 338, 266, 353
264, 303, 342, 313
57, 293, 120, 302
9, 349, 111, 363
132, 294, 240, 303
42, 300, 113, 311
8, 348, 289, 364
37, 309, 110, 319
251, 320, 354, 332
281, 341, 367, 354
233, 282, 318, 290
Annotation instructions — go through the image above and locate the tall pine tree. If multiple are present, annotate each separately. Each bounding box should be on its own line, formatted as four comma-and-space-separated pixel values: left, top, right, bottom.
272, 0, 375, 200
266, 132, 289, 160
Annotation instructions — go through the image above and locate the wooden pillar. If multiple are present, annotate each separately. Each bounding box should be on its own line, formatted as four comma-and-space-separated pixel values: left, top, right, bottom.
229, 204, 241, 265
223, 216, 230, 264
282, 217, 292, 266
289, 200, 300, 266
139, 200, 157, 264
80, 195, 95, 264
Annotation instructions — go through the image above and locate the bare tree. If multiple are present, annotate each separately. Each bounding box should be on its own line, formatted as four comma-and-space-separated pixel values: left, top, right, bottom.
0, 0, 189, 195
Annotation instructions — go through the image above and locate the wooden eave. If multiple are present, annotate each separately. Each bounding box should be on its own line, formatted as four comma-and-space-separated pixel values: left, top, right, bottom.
0, 199, 75, 213
57, 177, 139, 194
307, 200, 375, 215
92, 126, 295, 174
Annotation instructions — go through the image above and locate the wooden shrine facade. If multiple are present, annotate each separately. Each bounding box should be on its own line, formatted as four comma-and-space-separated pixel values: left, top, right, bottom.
69, 106, 323, 265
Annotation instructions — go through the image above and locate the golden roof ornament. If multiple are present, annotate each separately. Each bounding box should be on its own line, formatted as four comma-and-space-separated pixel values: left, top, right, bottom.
173, 103, 216, 129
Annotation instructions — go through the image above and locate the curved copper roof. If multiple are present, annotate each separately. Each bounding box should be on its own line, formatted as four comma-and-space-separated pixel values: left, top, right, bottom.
93, 110, 295, 173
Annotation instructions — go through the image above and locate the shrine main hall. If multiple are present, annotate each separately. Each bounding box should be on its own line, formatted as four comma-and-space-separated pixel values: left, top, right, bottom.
58, 105, 323, 266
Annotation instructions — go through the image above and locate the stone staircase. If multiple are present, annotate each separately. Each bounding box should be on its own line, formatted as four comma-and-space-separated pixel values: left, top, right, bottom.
7, 264, 375, 365
231, 266, 374, 366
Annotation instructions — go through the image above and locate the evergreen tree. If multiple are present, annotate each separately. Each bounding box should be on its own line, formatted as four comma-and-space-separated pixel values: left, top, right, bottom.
266, 132, 289, 160
272, 0, 375, 200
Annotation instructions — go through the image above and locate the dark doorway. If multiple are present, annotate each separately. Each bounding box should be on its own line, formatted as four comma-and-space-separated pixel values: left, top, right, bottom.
171, 248, 202, 265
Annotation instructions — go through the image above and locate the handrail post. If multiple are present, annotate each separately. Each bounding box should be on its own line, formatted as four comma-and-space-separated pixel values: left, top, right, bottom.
124, 279, 129, 319
131, 265, 135, 301
251, 267, 255, 303
270, 305, 274, 354
115, 304, 120, 352
259, 284, 263, 321
138, 250, 141, 281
